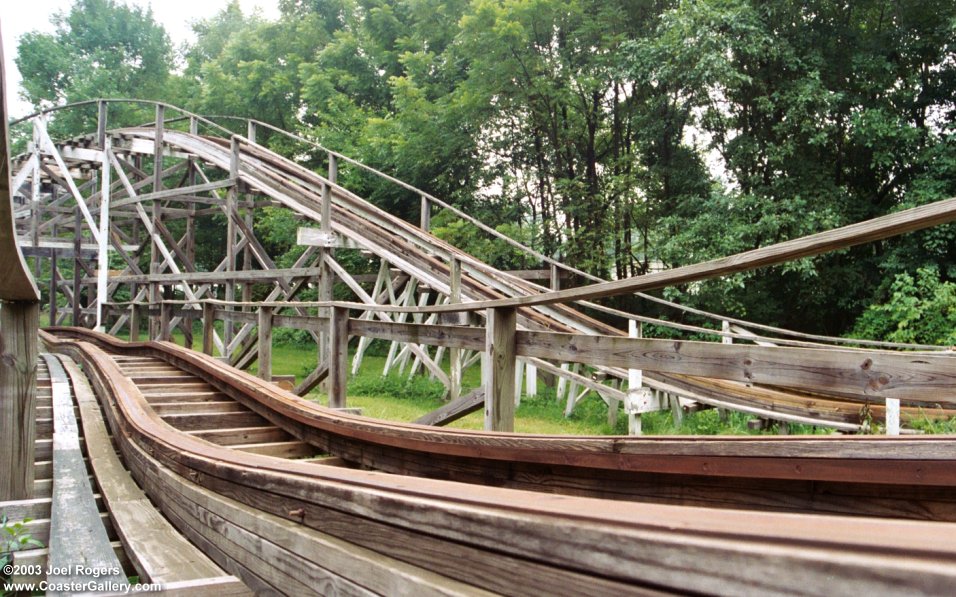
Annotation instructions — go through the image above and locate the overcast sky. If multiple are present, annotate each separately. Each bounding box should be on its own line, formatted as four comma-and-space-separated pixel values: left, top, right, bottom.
1, 0, 281, 118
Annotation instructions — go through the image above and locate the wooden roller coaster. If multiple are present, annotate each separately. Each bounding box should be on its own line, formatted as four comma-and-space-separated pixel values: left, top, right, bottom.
3, 36, 956, 595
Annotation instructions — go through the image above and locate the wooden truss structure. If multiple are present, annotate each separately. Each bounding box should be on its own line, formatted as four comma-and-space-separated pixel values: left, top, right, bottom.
10, 100, 956, 436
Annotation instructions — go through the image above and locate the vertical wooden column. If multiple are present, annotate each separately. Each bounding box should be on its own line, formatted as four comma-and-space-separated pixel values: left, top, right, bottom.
129, 302, 140, 342
202, 303, 215, 356
95, 138, 111, 331
484, 306, 516, 432
148, 265, 160, 339
224, 137, 239, 351
72, 208, 82, 325
420, 195, 430, 231
159, 297, 171, 342
317, 153, 336, 379
96, 100, 107, 149
49, 250, 58, 324
0, 300, 38, 500
550, 264, 560, 291
626, 320, 644, 436
328, 306, 349, 408
257, 306, 273, 381
448, 257, 462, 402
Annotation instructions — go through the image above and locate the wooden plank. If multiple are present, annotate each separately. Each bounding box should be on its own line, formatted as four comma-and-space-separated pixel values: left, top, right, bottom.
516, 331, 956, 402
233, 441, 316, 459
160, 411, 266, 432
130, 437, 490, 597
43, 353, 128, 592
0, 302, 38, 499
257, 306, 273, 381
60, 355, 232, 585
414, 388, 484, 427
186, 426, 290, 446
294, 363, 329, 396
151, 402, 246, 415
484, 307, 516, 432
328, 306, 349, 409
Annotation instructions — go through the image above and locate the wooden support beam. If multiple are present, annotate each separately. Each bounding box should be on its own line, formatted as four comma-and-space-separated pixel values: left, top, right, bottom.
153, 104, 164, 193
420, 194, 430, 231
202, 303, 215, 356
449, 256, 462, 402
0, 301, 38, 500
72, 208, 82, 325
328, 306, 349, 409
257, 306, 273, 382
96, 100, 107, 149
484, 307, 516, 432
49, 251, 58, 325
160, 299, 172, 341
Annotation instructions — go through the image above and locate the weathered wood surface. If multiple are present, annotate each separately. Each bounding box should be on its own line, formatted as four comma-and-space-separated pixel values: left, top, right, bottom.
42, 328, 956, 531
0, 302, 38, 499
484, 307, 516, 432
40, 332, 956, 596
60, 354, 238, 586
414, 388, 484, 426
43, 353, 129, 593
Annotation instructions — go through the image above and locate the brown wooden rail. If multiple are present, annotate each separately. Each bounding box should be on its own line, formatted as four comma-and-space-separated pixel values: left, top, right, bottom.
40, 329, 956, 595
44, 327, 956, 524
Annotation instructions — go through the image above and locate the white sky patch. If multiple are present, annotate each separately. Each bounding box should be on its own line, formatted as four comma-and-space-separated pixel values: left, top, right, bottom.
1, 0, 281, 118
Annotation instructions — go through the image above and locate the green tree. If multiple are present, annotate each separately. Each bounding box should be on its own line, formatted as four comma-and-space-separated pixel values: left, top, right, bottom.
16, 0, 175, 135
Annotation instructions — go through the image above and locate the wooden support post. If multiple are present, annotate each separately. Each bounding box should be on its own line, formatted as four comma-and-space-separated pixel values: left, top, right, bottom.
72, 208, 82, 325
448, 256, 462, 402
550, 264, 560, 291
96, 100, 107, 149
148, 264, 160, 339
95, 137, 111, 331
49, 250, 58, 324
322, 153, 336, 233
129, 303, 140, 342
153, 104, 164, 192
626, 319, 643, 436
224, 137, 240, 350
0, 301, 38, 500
202, 303, 215, 356
160, 299, 171, 342
247, 120, 257, 144
717, 320, 732, 420
257, 306, 273, 382
885, 398, 900, 435
420, 195, 430, 231
328, 306, 349, 409
484, 307, 516, 432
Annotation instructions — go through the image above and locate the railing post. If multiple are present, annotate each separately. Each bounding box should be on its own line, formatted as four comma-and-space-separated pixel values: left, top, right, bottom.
550, 263, 560, 291
448, 256, 462, 402
153, 104, 164, 192
322, 153, 336, 233
484, 306, 516, 432
49, 250, 58, 325
72, 207, 82, 325
129, 302, 140, 342
96, 100, 108, 148
201, 303, 214, 356
420, 194, 430, 231
257, 306, 273, 381
159, 299, 171, 342
626, 320, 644, 435
247, 120, 257, 144
328, 306, 349, 409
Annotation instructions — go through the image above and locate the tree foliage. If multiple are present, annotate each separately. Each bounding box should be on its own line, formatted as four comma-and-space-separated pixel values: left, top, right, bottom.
14, 0, 956, 339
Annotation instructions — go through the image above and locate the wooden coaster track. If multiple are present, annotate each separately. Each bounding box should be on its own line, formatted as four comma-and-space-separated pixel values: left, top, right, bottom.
37, 328, 956, 595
